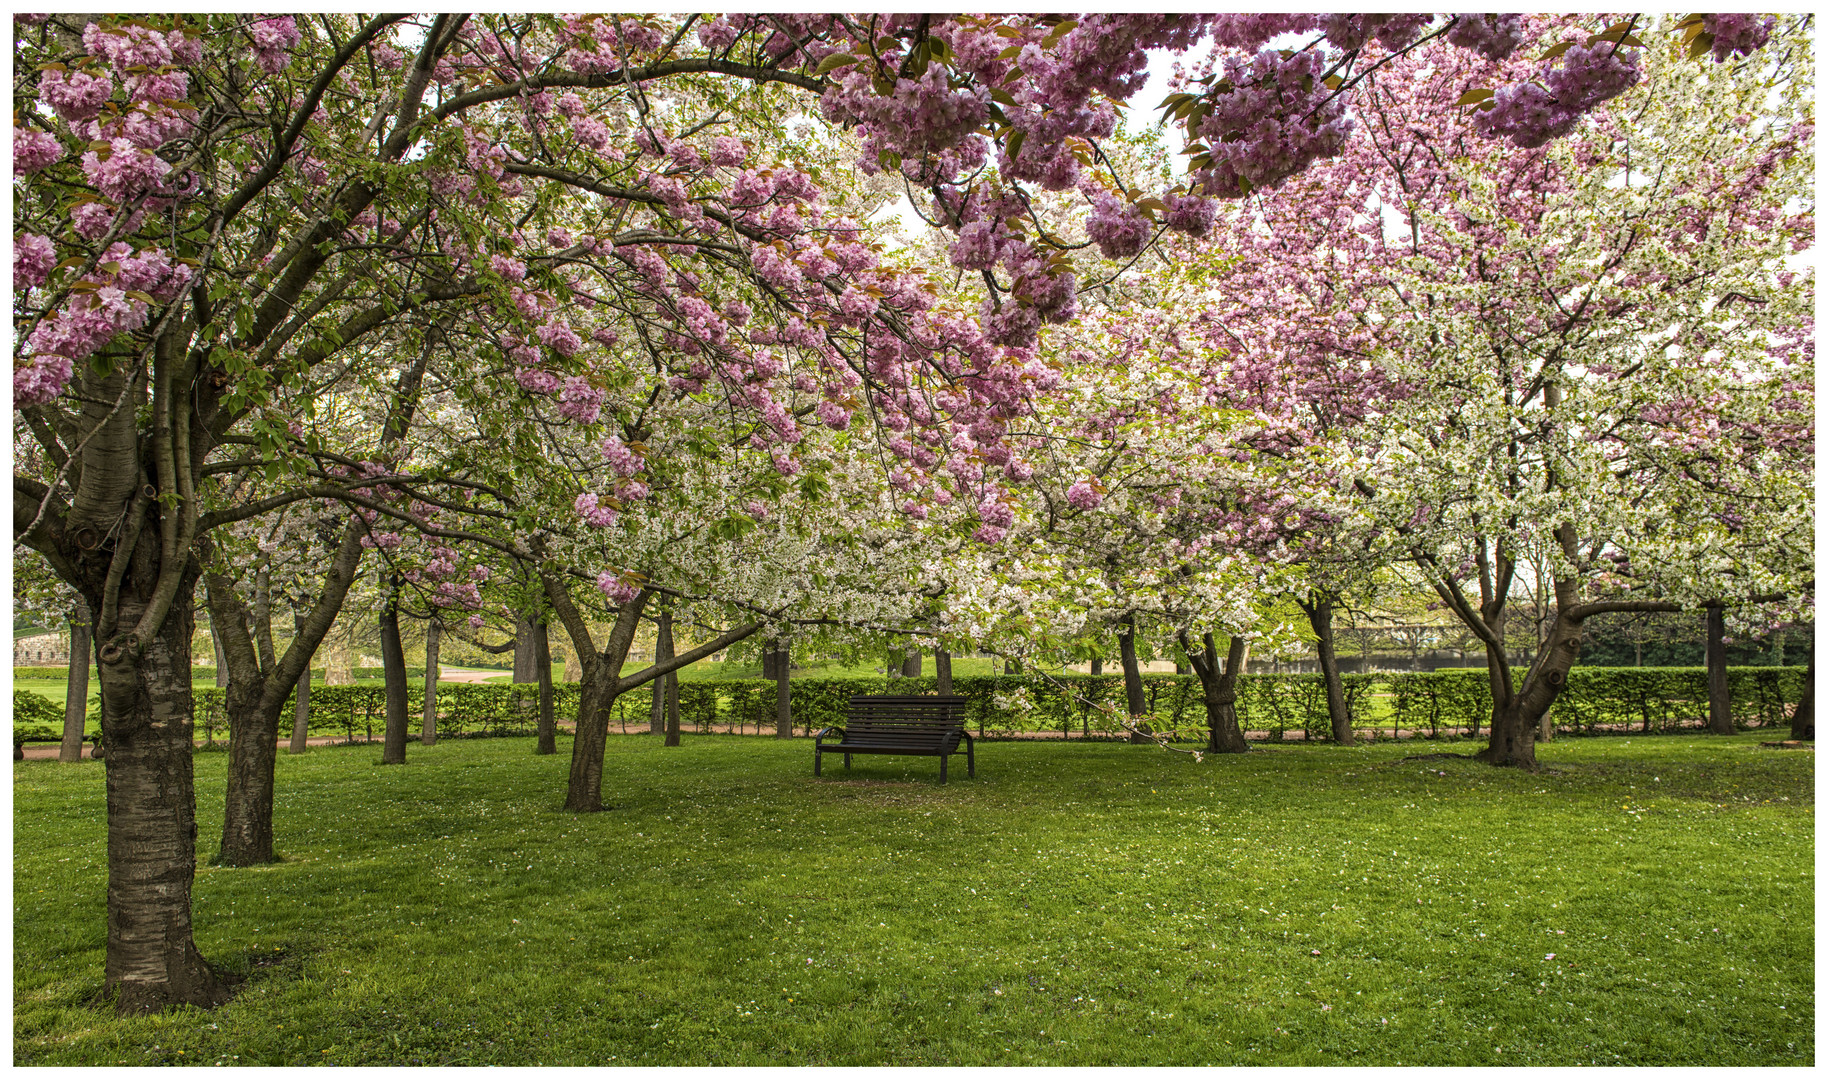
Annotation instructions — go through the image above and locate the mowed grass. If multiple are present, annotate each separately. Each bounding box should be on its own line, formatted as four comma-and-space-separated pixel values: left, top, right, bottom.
13, 732, 1813, 1066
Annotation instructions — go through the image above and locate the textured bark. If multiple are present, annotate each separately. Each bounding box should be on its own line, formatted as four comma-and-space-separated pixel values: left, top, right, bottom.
534, 619, 556, 755
652, 608, 673, 737
1119, 619, 1151, 744
61, 599, 93, 762
211, 621, 228, 687
775, 640, 792, 738
99, 591, 230, 1013
1300, 593, 1354, 745
421, 619, 441, 745
1088, 655, 1102, 676
1182, 631, 1248, 754
901, 646, 921, 678
378, 576, 409, 765
762, 640, 778, 681
288, 661, 312, 754
665, 666, 681, 746
1791, 658, 1814, 740
1705, 604, 1734, 735
513, 616, 535, 683
934, 648, 953, 695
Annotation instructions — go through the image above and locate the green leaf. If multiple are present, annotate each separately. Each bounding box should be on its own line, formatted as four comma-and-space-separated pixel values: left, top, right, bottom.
1041, 18, 1077, 48
1686, 31, 1715, 60
1539, 40, 1575, 61
1004, 128, 1026, 162
1456, 87, 1495, 107
814, 53, 862, 75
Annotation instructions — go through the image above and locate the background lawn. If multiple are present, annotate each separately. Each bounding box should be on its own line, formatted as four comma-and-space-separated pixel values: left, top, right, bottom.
13, 732, 1812, 1065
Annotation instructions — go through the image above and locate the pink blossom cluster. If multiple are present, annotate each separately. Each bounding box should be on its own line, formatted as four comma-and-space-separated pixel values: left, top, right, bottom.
39, 69, 113, 123
555, 375, 603, 423
13, 232, 56, 290
1475, 42, 1640, 149
574, 492, 619, 529
600, 435, 645, 476
1444, 13, 1525, 60
1703, 14, 1773, 63
1065, 479, 1103, 511
595, 570, 639, 605
13, 128, 63, 174
81, 138, 172, 203
248, 16, 300, 75
1085, 195, 1152, 260
1191, 48, 1353, 197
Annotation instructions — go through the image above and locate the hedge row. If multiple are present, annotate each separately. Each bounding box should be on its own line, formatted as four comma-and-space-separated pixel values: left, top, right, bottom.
17, 665, 416, 683
18, 666, 1807, 746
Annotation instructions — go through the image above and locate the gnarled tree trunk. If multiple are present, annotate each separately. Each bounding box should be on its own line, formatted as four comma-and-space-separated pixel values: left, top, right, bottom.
99, 588, 230, 1013
1181, 630, 1248, 754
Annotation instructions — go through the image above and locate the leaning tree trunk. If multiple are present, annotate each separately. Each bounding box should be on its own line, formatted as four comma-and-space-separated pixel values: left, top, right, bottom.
934, 647, 953, 694
378, 576, 409, 765
421, 618, 441, 745
1791, 658, 1814, 740
1302, 593, 1354, 745
98, 590, 231, 1012
534, 618, 556, 755
1705, 603, 1734, 735
61, 598, 93, 762
1119, 619, 1151, 744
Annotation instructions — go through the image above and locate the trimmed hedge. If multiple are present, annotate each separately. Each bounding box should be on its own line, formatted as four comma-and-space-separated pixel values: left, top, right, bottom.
20, 665, 1808, 746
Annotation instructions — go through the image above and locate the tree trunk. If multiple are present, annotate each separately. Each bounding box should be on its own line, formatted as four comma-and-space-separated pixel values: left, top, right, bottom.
762, 640, 778, 681
421, 619, 441, 745
513, 616, 535, 683
288, 659, 312, 754
61, 598, 93, 762
1791, 658, 1814, 740
211, 620, 228, 688
1302, 593, 1354, 745
1120, 618, 1151, 743
1089, 654, 1102, 676
652, 608, 673, 736
1705, 603, 1734, 734
1182, 631, 1248, 754
935, 648, 953, 695
378, 575, 409, 765
98, 590, 230, 1013
658, 609, 681, 747
775, 639, 792, 738
534, 619, 556, 755
901, 645, 921, 678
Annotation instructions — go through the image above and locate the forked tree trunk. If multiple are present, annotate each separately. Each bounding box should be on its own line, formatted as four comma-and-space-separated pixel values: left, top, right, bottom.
61, 599, 93, 762
534, 619, 556, 755
1301, 593, 1354, 745
1182, 630, 1248, 754
421, 619, 441, 745
1120, 618, 1151, 743
98, 590, 230, 1013
934, 648, 953, 694
378, 576, 409, 765
1705, 603, 1734, 735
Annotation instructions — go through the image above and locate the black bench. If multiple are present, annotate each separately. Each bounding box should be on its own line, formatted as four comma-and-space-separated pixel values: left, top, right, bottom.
815, 694, 973, 783
14, 732, 101, 760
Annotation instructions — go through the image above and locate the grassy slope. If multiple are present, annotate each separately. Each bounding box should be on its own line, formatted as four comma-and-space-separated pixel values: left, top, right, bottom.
13, 733, 1812, 1066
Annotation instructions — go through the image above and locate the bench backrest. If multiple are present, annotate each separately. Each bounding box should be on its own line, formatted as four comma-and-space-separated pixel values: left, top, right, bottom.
844, 694, 969, 746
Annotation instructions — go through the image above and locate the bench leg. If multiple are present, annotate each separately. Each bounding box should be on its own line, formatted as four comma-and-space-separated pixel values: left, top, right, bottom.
939, 753, 948, 784
844, 753, 851, 770
814, 747, 822, 777
968, 741, 975, 779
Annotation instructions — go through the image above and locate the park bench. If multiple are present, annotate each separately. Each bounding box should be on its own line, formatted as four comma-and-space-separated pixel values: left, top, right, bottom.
814, 694, 973, 783
14, 731, 101, 760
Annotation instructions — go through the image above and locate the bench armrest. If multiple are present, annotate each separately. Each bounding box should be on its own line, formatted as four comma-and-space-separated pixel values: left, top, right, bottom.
814, 726, 846, 744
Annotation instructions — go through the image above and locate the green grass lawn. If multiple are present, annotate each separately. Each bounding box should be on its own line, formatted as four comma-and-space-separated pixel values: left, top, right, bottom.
13, 733, 1812, 1065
